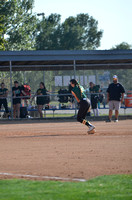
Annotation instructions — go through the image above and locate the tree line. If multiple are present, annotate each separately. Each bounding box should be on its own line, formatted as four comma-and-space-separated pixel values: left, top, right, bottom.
0, 0, 103, 51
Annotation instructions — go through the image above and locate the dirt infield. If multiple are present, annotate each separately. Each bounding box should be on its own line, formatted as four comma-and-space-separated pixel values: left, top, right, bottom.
0, 120, 132, 181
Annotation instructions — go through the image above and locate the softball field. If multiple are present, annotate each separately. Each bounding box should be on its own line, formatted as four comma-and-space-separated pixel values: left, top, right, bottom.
0, 119, 132, 181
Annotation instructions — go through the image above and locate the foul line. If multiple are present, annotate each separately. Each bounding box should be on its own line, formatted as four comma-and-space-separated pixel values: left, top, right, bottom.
0, 172, 86, 182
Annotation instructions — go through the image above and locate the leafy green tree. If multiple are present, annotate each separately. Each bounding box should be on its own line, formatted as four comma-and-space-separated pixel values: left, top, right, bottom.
0, 0, 38, 88
2, 0, 37, 50
36, 13, 103, 50
0, 16, 6, 50
0, 0, 7, 50
59, 14, 103, 50
111, 42, 132, 50
36, 13, 61, 50
110, 42, 132, 90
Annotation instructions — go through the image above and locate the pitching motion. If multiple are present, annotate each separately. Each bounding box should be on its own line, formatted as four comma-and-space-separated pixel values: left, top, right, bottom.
70, 79, 96, 134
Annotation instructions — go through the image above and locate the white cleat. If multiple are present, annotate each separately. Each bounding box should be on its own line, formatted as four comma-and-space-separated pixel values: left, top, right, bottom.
88, 125, 96, 134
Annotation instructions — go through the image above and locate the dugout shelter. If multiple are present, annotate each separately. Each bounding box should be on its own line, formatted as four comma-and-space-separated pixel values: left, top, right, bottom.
0, 49, 132, 118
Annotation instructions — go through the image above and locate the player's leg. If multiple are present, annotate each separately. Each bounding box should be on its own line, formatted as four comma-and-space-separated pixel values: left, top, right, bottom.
115, 110, 119, 122
109, 109, 113, 120
16, 103, 20, 118
91, 96, 96, 116
0, 100, 2, 118
83, 100, 95, 133
0, 100, 2, 111
3, 99, 9, 117
93, 97, 98, 116
13, 104, 17, 118
114, 101, 120, 122
106, 101, 113, 122
96, 108, 99, 116
77, 100, 95, 133
77, 100, 89, 124
37, 104, 43, 118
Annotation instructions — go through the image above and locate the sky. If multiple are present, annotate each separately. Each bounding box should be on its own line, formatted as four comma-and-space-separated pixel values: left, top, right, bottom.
33, 0, 132, 50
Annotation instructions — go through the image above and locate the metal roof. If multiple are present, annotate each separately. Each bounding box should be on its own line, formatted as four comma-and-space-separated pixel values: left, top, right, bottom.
0, 50, 132, 71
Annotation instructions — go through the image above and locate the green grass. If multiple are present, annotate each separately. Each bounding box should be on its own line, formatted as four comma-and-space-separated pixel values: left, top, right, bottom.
0, 174, 132, 200
44, 113, 74, 118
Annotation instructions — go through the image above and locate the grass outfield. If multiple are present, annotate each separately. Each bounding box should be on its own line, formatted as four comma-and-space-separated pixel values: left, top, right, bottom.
0, 175, 132, 200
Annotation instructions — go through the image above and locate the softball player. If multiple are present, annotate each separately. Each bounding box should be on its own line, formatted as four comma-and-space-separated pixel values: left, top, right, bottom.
12, 81, 26, 118
70, 79, 95, 134
32, 82, 47, 118
0, 82, 10, 117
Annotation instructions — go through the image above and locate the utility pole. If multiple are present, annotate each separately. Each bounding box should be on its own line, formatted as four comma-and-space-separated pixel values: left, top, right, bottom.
37, 13, 45, 83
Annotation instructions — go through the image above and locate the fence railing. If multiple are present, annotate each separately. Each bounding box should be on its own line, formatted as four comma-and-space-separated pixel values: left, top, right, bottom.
0, 92, 131, 119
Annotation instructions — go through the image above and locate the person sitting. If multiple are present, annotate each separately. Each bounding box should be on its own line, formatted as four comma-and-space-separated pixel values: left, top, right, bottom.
0, 82, 10, 118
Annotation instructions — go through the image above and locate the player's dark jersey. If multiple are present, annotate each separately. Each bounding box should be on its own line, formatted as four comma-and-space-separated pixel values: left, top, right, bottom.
72, 85, 87, 101
107, 83, 125, 101
12, 86, 21, 97
89, 85, 100, 93
0, 88, 8, 99
36, 88, 47, 105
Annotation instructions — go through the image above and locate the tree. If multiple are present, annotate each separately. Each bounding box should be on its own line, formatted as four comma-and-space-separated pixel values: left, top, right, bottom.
36, 13, 61, 50
36, 13, 103, 50
59, 14, 103, 50
111, 42, 132, 50
2, 0, 37, 50
0, 16, 6, 50
0, 0, 38, 88
0, 0, 7, 50
110, 42, 132, 90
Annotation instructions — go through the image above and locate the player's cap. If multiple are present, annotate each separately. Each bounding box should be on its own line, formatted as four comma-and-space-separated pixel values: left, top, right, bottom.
113, 75, 118, 79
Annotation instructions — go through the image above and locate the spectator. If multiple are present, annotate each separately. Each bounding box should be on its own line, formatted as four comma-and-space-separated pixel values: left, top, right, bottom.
106, 75, 125, 122
21, 83, 31, 106
0, 82, 10, 118
32, 82, 48, 118
12, 81, 26, 118
68, 84, 75, 108
89, 82, 100, 116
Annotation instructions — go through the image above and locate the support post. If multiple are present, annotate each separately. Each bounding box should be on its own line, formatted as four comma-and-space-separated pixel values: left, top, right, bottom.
24, 71, 26, 83
73, 60, 77, 117
83, 69, 85, 86
43, 71, 45, 83
73, 60, 76, 79
9, 61, 13, 119
95, 70, 98, 84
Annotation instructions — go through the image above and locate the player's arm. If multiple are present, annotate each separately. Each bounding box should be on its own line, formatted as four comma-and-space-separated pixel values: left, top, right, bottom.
107, 92, 109, 103
5, 89, 8, 97
71, 91, 80, 103
13, 90, 16, 97
121, 93, 124, 104
106, 85, 110, 103
21, 89, 26, 96
120, 85, 125, 104
31, 91, 37, 102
